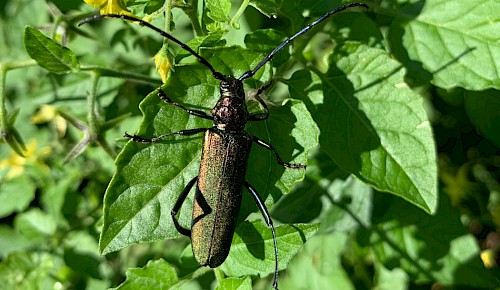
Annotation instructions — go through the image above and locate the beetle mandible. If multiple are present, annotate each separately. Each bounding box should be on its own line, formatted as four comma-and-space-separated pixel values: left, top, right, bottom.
80, 3, 368, 289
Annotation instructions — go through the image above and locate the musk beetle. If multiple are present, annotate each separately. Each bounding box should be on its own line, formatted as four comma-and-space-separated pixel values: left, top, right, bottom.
80, 2, 368, 289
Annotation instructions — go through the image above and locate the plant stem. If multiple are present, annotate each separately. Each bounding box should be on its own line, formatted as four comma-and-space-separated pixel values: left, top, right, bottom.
0, 60, 37, 131
185, 0, 205, 36
79, 65, 161, 84
229, 0, 250, 29
87, 70, 100, 141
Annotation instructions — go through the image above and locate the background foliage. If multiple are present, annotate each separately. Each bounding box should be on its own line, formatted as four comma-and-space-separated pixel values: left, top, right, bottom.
1, 0, 499, 289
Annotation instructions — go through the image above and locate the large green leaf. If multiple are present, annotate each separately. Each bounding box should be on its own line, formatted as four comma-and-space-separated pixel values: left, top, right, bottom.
99, 46, 318, 254
400, 0, 500, 90
284, 42, 438, 214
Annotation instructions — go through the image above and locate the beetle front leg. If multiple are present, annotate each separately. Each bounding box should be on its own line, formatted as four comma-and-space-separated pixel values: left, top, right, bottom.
248, 82, 271, 121
125, 127, 207, 143
252, 136, 306, 169
244, 181, 279, 290
171, 176, 198, 237
158, 87, 213, 120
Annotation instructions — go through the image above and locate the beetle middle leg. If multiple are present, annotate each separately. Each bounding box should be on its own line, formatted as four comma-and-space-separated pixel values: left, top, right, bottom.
124, 127, 207, 143
252, 136, 306, 169
244, 181, 279, 290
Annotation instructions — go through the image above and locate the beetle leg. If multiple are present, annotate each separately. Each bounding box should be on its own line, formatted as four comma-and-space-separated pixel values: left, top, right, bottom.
252, 136, 306, 169
158, 88, 213, 120
244, 181, 279, 290
124, 127, 207, 143
171, 176, 198, 237
248, 82, 271, 121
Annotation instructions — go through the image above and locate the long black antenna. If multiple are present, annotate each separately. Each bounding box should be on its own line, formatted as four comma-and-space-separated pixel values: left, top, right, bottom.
238, 2, 369, 81
78, 14, 225, 81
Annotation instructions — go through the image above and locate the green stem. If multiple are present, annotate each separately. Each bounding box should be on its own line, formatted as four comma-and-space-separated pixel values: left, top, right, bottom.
79, 65, 161, 84
185, 0, 205, 36
87, 70, 100, 140
0, 60, 37, 131
0, 64, 8, 132
214, 268, 225, 284
229, 0, 250, 29
164, 0, 173, 34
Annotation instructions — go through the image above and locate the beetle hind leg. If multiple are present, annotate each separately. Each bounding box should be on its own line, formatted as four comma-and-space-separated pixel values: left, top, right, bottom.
244, 181, 280, 290
171, 176, 199, 237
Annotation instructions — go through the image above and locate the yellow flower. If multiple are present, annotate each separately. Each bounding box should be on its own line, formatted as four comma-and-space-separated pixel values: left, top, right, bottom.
83, 0, 133, 16
155, 50, 172, 83
32, 105, 67, 137
480, 249, 497, 268
0, 140, 51, 180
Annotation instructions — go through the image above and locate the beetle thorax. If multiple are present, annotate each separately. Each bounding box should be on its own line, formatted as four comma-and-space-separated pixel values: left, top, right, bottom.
211, 78, 248, 131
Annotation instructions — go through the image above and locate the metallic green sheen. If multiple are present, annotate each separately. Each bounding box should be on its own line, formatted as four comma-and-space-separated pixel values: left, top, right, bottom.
191, 128, 252, 267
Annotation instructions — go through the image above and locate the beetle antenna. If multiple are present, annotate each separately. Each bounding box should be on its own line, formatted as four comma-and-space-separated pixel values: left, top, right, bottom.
78, 14, 225, 81
238, 2, 368, 81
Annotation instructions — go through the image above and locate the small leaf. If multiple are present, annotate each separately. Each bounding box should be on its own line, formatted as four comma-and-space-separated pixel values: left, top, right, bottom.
206, 0, 231, 23
0, 175, 36, 218
24, 26, 79, 74
220, 221, 319, 278
400, 0, 500, 90
113, 259, 178, 290
249, 0, 280, 18
14, 208, 57, 240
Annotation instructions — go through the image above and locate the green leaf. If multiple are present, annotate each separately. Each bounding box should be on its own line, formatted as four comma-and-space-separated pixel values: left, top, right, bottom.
14, 208, 57, 240
284, 42, 438, 214
400, 0, 500, 90
176, 32, 226, 61
464, 90, 500, 148
113, 259, 178, 290
206, 0, 231, 23
249, 0, 280, 18
0, 225, 34, 258
215, 276, 252, 290
369, 193, 500, 288
280, 232, 355, 290
221, 221, 319, 278
244, 29, 289, 67
0, 175, 36, 218
23, 26, 80, 74
99, 46, 318, 254
0, 252, 59, 290
319, 176, 373, 233
373, 263, 409, 290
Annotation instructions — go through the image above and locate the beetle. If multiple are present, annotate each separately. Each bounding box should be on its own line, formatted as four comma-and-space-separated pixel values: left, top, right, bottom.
80, 3, 368, 289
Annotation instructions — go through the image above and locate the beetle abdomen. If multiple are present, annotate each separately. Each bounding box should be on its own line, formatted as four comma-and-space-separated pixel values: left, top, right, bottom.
192, 128, 252, 267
